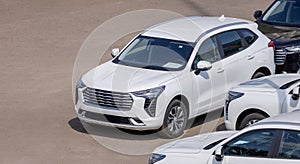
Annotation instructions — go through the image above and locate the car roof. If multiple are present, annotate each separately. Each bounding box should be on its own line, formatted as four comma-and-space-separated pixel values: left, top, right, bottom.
141, 16, 254, 42
238, 73, 300, 89
256, 110, 300, 127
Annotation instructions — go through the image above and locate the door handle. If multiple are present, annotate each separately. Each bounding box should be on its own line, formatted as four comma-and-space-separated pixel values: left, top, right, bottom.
247, 55, 255, 60
216, 68, 224, 73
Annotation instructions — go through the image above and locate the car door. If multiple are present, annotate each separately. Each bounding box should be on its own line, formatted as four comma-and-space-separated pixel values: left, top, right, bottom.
191, 36, 225, 115
215, 30, 252, 92
281, 85, 300, 113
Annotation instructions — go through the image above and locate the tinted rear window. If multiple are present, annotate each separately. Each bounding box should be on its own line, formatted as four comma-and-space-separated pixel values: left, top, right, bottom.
239, 29, 258, 45
217, 31, 244, 57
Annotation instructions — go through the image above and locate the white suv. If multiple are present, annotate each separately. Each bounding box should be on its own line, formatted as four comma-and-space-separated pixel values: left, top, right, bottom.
75, 16, 275, 138
225, 74, 300, 130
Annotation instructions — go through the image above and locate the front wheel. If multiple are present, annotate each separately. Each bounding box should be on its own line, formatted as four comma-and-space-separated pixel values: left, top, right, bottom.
251, 71, 266, 79
238, 113, 266, 130
159, 100, 188, 138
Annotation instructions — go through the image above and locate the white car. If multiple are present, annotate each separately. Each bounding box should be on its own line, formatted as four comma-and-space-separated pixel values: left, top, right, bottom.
75, 16, 275, 138
225, 74, 300, 130
149, 110, 300, 163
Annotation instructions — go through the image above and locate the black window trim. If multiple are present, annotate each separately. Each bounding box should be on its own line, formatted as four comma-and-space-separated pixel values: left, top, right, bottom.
191, 28, 260, 71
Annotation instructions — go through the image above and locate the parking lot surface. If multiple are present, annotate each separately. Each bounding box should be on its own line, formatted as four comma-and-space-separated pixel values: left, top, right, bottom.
0, 0, 272, 163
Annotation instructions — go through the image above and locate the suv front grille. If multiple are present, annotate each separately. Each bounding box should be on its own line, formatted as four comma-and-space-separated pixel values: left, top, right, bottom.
274, 48, 300, 65
83, 87, 133, 110
274, 49, 287, 65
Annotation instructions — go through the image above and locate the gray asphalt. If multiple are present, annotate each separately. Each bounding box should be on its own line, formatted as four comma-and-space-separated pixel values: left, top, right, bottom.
0, 0, 272, 163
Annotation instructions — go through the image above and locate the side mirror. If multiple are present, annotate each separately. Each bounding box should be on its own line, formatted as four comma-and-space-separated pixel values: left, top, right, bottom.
196, 61, 212, 71
292, 87, 300, 100
111, 48, 120, 58
254, 10, 263, 20
215, 146, 224, 161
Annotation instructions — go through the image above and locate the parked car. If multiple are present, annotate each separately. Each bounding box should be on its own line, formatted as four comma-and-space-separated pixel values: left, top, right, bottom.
254, 0, 300, 73
149, 110, 300, 163
75, 16, 275, 138
225, 73, 300, 130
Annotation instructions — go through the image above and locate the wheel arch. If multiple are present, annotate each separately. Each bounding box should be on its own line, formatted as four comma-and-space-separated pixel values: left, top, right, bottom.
236, 108, 270, 129
170, 94, 190, 118
251, 67, 272, 79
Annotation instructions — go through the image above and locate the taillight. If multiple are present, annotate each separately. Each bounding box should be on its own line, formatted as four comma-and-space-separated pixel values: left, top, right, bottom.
268, 41, 275, 50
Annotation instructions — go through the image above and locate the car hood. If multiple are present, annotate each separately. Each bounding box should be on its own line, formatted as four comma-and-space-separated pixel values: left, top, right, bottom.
258, 22, 300, 46
233, 79, 279, 93
232, 74, 300, 93
81, 61, 180, 92
154, 131, 236, 154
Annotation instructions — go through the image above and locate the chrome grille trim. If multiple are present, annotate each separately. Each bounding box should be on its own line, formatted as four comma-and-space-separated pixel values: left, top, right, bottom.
83, 88, 133, 110
274, 49, 286, 65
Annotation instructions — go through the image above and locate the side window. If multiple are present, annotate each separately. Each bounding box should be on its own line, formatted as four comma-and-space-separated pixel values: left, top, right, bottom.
217, 31, 244, 57
223, 129, 275, 157
193, 37, 221, 68
277, 130, 300, 159
239, 29, 258, 45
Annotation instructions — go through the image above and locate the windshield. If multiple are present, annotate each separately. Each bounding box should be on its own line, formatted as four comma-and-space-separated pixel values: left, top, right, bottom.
262, 0, 300, 26
113, 36, 194, 71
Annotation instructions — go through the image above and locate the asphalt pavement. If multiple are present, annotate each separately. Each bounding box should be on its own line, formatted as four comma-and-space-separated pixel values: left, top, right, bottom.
0, 0, 272, 163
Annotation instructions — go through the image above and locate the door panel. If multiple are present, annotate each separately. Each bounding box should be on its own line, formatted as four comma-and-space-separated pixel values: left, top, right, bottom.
217, 30, 252, 92
191, 36, 225, 115
191, 60, 225, 115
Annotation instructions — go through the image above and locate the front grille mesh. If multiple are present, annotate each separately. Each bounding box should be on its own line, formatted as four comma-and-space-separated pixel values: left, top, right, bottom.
83, 88, 133, 110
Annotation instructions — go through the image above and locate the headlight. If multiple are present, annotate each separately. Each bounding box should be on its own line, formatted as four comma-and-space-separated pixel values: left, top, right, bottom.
132, 86, 165, 99
76, 78, 86, 89
225, 91, 243, 120
131, 86, 165, 117
285, 45, 300, 53
75, 78, 86, 104
227, 91, 244, 101
149, 153, 166, 164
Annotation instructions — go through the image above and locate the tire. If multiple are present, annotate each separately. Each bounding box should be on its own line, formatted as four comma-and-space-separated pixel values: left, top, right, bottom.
159, 100, 188, 138
251, 72, 266, 79
238, 113, 266, 130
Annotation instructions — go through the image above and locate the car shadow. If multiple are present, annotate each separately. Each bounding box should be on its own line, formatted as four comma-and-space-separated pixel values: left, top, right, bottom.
68, 108, 226, 140
189, 108, 225, 129
68, 117, 162, 140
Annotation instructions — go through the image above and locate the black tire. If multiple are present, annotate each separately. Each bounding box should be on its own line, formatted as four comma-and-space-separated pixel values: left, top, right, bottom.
159, 100, 188, 138
238, 113, 266, 130
251, 72, 266, 79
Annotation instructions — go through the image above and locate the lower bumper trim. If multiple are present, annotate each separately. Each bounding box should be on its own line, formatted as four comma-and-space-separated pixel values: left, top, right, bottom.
78, 109, 145, 126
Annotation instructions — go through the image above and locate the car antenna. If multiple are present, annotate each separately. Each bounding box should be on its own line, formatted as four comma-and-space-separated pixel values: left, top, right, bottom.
219, 15, 225, 21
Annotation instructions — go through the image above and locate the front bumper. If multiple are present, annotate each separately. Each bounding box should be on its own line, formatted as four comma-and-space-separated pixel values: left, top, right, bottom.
224, 102, 236, 130
224, 120, 235, 130
75, 88, 165, 131
76, 107, 163, 130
